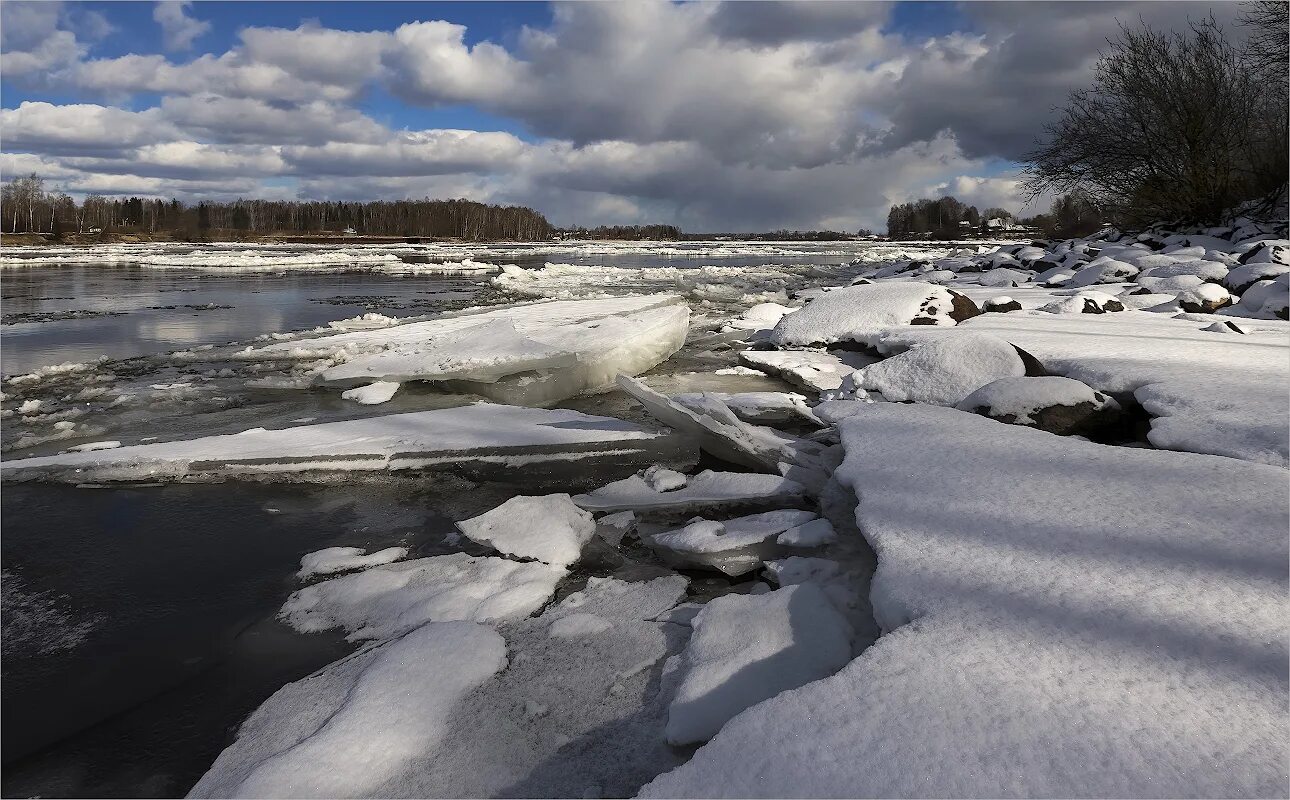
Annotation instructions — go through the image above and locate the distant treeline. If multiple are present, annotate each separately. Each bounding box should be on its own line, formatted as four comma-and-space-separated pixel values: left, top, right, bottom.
887, 192, 1106, 240
557, 224, 683, 240
0, 175, 555, 241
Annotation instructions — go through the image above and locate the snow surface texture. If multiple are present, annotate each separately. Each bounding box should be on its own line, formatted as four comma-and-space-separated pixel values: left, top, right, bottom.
456, 494, 596, 567
642, 404, 1288, 798
188, 621, 508, 798
770, 282, 975, 347
961, 313, 1289, 465
1, 404, 672, 483
279, 553, 567, 641
297, 546, 408, 579
252, 294, 690, 407
665, 583, 853, 745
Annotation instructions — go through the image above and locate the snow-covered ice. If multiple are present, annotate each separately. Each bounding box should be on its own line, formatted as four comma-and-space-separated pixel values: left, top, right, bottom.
456, 494, 596, 567
665, 583, 853, 745
340, 381, 400, 405
297, 546, 409, 579
735, 349, 876, 393
1, 404, 678, 483
280, 553, 567, 641
572, 470, 807, 517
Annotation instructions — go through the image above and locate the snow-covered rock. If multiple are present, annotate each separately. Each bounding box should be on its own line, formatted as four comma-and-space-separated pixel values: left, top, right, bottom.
957, 376, 1120, 435
857, 333, 1027, 406
279, 553, 567, 641
665, 583, 853, 745
456, 494, 596, 567
769, 282, 980, 347
1175, 283, 1232, 313
1037, 291, 1126, 314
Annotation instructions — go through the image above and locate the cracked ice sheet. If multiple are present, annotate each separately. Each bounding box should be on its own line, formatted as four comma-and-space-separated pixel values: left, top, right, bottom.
573, 470, 807, 517
959, 311, 1290, 465
0, 404, 669, 484
193, 576, 693, 799
641, 404, 1288, 798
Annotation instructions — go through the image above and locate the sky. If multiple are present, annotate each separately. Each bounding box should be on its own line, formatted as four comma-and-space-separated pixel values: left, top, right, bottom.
0, 0, 1244, 232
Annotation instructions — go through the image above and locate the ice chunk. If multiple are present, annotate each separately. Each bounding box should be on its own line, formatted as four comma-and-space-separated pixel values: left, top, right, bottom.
340, 381, 400, 405
736, 349, 875, 393
2, 404, 676, 484
573, 470, 806, 517
769, 282, 979, 347
252, 294, 690, 407
664, 584, 853, 745
722, 303, 796, 333
298, 546, 409, 579
456, 494, 595, 567
649, 509, 818, 575
858, 333, 1026, 406
762, 556, 842, 586
641, 404, 1287, 798
188, 621, 507, 799
776, 517, 837, 547
64, 440, 122, 453
279, 553, 567, 641
642, 465, 688, 492
595, 510, 636, 547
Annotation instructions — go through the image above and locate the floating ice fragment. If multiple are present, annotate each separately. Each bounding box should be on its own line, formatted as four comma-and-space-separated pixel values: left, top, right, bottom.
456, 494, 596, 567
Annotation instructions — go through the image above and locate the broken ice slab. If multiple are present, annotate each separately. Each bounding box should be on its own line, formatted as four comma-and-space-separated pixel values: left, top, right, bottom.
737, 349, 877, 393
647, 509, 819, 576
572, 470, 808, 520
1, 403, 695, 485
250, 294, 691, 407
672, 391, 821, 426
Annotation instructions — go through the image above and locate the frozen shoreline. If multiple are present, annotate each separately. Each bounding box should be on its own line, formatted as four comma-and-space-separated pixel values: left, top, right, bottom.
3, 229, 1287, 798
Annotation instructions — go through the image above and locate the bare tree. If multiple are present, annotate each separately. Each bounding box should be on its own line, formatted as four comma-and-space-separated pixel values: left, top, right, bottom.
1240, 1, 1289, 79
1024, 16, 1288, 227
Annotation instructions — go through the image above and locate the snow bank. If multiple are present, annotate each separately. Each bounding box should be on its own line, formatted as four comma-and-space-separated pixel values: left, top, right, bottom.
642, 404, 1287, 797
456, 494, 595, 567
665, 583, 853, 745
280, 553, 567, 641
1, 404, 673, 483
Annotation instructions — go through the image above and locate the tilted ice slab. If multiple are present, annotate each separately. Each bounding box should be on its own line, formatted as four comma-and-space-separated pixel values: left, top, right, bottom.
642, 405, 1288, 798
252, 294, 690, 406
573, 470, 807, 517
665, 583, 853, 745
280, 552, 567, 641
188, 621, 508, 799
0, 404, 673, 484
298, 546, 408, 579
961, 311, 1290, 465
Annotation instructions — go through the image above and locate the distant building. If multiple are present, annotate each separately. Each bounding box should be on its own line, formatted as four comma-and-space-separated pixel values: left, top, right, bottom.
342, 227, 357, 235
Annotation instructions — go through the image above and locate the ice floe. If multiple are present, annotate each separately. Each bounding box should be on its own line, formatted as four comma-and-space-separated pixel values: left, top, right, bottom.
297, 546, 409, 579
648, 509, 820, 575
456, 494, 596, 567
